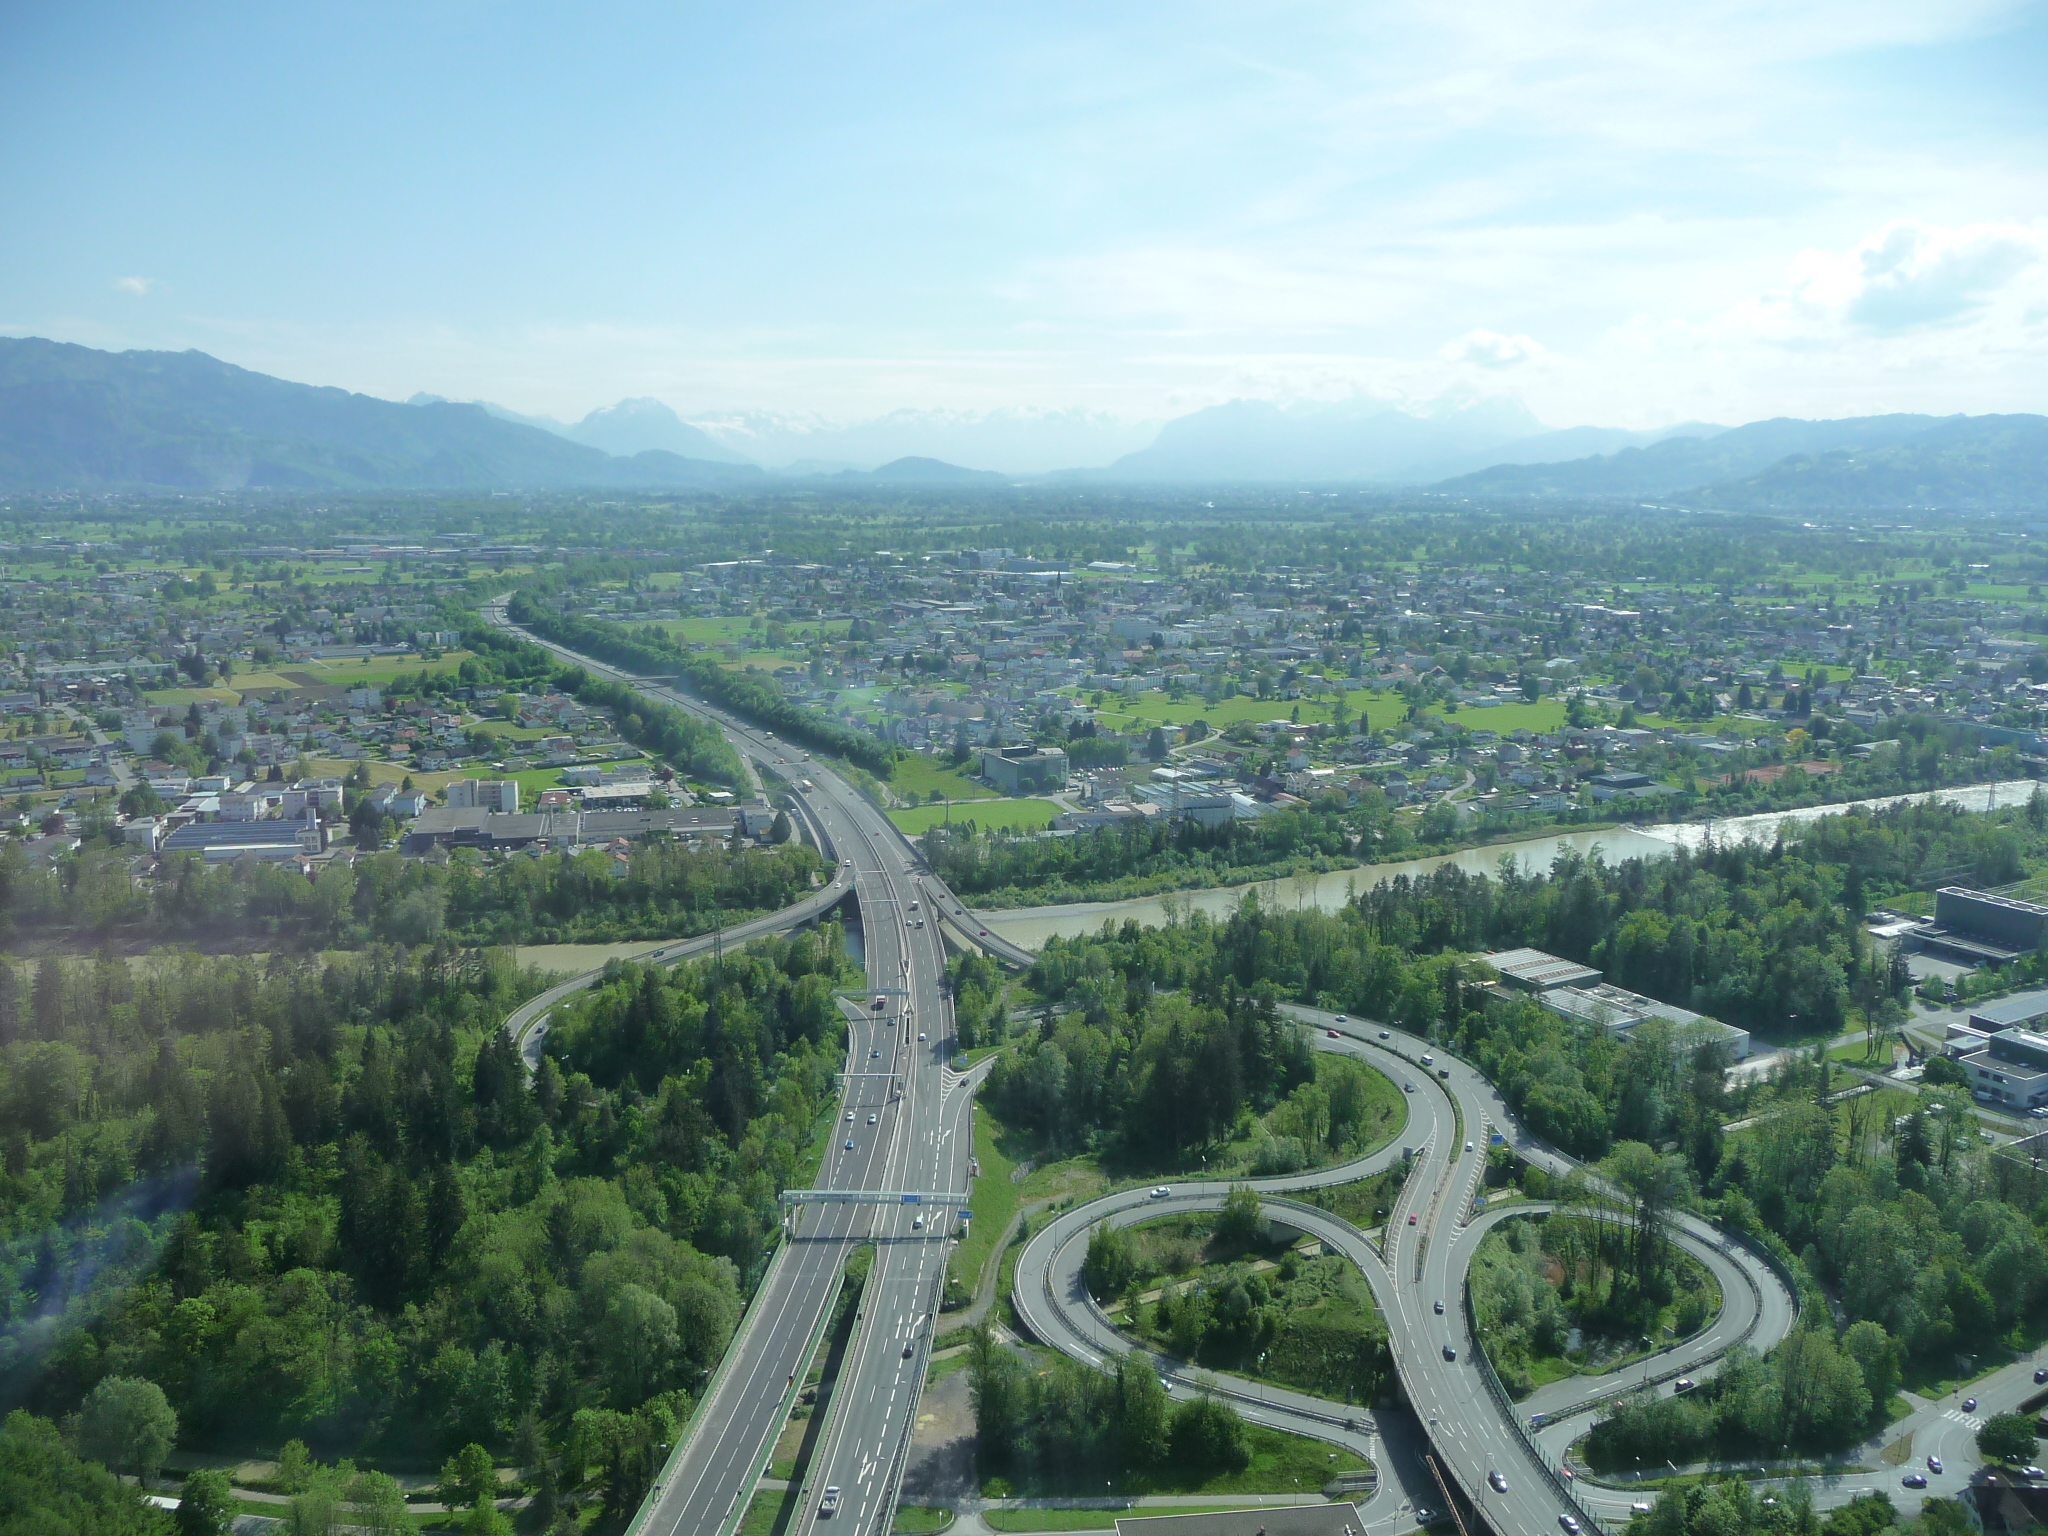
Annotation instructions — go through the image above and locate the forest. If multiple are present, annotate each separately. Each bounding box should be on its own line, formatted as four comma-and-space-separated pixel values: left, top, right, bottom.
0, 837, 823, 952
922, 795, 1396, 909
0, 927, 856, 1527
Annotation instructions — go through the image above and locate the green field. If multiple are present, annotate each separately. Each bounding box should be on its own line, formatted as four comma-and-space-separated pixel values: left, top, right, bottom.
891, 752, 1000, 803
889, 799, 1060, 835
148, 651, 478, 707
951, 1106, 1020, 1304
1423, 698, 1567, 734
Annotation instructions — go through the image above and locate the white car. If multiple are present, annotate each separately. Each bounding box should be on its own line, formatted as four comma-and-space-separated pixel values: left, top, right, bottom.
846, 1110, 855, 1121
1149, 1186, 1171, 1199
867, 1113, 878, 1125
918, 1031, 927, 1041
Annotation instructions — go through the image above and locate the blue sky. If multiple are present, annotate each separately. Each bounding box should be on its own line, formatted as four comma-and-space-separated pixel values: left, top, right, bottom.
3, 1, 2045, 429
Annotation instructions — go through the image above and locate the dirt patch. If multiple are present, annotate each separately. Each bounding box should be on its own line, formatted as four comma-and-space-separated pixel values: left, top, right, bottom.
899, 1357, 976, 1504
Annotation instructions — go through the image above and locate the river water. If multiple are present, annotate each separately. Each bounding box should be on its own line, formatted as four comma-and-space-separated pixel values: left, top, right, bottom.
977, 778, 2045, 952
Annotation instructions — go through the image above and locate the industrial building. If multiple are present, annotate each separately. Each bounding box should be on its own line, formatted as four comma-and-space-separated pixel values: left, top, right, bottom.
1903, 887, 2048, 965
1958, 1028, 2048, 1114
401, 804, 740, 855
1485, 947, 1751, 1060
979, 744, 1069, 794
1486, 947, 1604, 994
446, 778, 521, 813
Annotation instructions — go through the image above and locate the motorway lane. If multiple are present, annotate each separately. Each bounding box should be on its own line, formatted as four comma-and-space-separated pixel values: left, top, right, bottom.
1454, 1202, 1763, 1431
788, 840, 964, 1536
485, 602, 994, 1536
1014, 1009, 1802, 1535
499, 873, 854, 1070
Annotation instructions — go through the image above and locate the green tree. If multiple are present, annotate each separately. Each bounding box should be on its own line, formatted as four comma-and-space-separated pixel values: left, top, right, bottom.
0, 1409, 166, 1536
1215, 1185, 1264, 1250
1979, 1412, 2038, 1464
173, 1468, 234, 1536
438, 1444, 495, 1510
275, 1440, 314, 1493
1082, 1222, 1137, 1301
1168, 1395, 1250, 1472
1112, 1355, 1171, 1468
1841, 1321, 1900, 1410
77, 1376, 178, 1487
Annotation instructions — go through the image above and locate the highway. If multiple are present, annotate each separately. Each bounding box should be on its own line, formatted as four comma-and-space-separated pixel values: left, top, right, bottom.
1014, 1005, 1801, 1535
483, 601, 1969, 1531
483, 600, 1004, 1536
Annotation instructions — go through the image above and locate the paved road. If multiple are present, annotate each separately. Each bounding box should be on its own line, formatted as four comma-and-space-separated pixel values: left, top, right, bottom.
486, 601, 1007, 1536
1014, 1008, 1801, 1535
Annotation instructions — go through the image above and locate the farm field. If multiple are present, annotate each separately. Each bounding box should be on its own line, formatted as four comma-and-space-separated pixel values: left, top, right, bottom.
888, 798, 1060, 835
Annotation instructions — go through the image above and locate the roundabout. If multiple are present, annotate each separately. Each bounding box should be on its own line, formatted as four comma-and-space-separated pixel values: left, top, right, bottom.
1012, 1005, 1800, 1534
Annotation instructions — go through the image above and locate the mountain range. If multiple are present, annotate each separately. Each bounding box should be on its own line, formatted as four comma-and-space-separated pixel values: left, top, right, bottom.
1, 336, 2043, 507
1084, 394, 1725, 484
0, 339, 759, 491
410, 393, 754, 465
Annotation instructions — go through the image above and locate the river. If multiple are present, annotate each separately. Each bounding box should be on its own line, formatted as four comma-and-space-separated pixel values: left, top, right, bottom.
975, 778, 2045, 951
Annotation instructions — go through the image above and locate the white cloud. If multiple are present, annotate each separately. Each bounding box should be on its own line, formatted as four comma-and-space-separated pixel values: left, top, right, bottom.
112, 276, 160, 296
1750, 220, 2048, 337
1441, 329, 1547, 369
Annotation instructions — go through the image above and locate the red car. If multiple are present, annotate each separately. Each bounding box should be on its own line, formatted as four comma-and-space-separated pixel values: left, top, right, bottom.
1407, 1212, 1418, 1225
1328, 1028, 1341, 1038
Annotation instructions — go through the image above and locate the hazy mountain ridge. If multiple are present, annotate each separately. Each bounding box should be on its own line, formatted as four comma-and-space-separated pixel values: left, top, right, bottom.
410, 392, 753, 464
3, 338, 2042, 504
0, 340, 759, 491
1433, 412, 2048, 508
687, 405, 1157, 474
1090, 395, 1723, 483
1702, 414, 2048, 511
